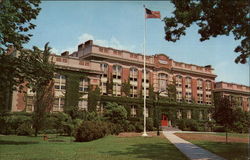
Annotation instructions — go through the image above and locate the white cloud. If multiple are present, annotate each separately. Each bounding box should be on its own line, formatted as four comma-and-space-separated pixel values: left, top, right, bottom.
51, 33, 137, 55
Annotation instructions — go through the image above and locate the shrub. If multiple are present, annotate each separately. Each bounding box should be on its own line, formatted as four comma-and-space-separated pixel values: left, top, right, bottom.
135, 121, 143, 132
213, 125, 225, 132
75, 121, 109, 142
146, 118, 154, 131
16, 123, 34, 136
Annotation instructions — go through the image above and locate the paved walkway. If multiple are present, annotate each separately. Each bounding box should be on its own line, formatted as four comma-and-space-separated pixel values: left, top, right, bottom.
163, 131, 226, 160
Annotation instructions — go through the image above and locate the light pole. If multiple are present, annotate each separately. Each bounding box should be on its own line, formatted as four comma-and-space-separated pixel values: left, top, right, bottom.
155, 90, 165, 136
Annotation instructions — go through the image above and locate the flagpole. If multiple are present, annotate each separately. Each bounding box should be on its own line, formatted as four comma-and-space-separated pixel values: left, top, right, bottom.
142, 4, 148, 137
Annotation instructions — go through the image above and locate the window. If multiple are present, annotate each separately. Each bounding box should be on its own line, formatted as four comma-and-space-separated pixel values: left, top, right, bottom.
53, 97, 65, 112
131, 105, 136, 117
54, 74, 66, 90
206, 80, 212, 91
100, 82, 107, 95
130, 68, 138, 81
100, 63, 108, 75
176, 75, 182, 87
130, 86, 138, 98
78, 100, 88, 111
197, 79, 203, 90
185, 77, 191, 89
79, 78, 88, 92
113, 65, 122, 79
113, 83, 121, 96
176, 91, 182, 102
26, 96, 34, 112
185, 92, 192, 103
197, 93, 203, 104
199, 111, 203, 120
158, 73, 168, 92
142, 70, 150, 84
177, 110, 182, 119
206, 94, 212, 105
187, 110, 192, 119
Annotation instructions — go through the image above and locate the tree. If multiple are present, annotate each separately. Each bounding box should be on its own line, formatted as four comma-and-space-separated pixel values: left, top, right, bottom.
164, 0, 249, 64
103, 102, 127, 125
121, 80, 130, 97
167, 82, 177, 102
0, 0, 41, 53
213, 95, 235, 142
87, 85, 101, 112
0, 0, 41, 111
20, 43, 55, 136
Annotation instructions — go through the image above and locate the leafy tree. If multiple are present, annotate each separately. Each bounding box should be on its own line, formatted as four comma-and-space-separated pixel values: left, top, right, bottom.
87, 85, 101, 112
103, 102, 127, 125
0, 0, 41, 111
20, 43, 55, 136
167, 82, 177, 102
213, 95, 235, 142
164, 0, 249, 64
121, 80, 130, 97
0, 0, 41, 53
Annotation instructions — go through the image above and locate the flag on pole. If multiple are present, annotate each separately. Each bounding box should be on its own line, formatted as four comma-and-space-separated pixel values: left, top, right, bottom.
145, 8, 161, 19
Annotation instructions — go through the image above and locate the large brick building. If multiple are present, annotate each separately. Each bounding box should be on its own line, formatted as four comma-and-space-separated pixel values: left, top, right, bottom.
9, 40, 249, 124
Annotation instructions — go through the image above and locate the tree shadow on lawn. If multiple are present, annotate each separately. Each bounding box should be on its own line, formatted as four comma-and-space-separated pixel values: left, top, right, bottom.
102, 143, 188, 160
0, 140, 39, 145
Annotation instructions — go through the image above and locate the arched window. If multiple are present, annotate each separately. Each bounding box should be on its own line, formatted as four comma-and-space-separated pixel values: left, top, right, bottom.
130, 68, 138, 81
100, 63, 108, 76
205, 80, 212, 91
113, 65, 122, 79
158, 73, 168, 92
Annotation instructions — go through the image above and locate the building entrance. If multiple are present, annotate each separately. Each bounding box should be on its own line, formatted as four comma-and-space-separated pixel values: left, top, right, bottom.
161, 114, 168, 126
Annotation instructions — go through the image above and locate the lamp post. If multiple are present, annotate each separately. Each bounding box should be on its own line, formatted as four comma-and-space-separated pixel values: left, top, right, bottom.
155, 90, 165, 136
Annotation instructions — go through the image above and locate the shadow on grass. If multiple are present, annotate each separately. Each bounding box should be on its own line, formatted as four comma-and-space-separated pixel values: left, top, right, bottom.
193, 141, 248, 160
0, 140, 39, 145
102, 143, 188, 160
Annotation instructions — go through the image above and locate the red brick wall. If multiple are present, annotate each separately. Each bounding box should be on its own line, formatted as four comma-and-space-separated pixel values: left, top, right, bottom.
191, 79, 197, 102
182, 77, 186, 99
16, 91, 26, 111
122, 68, 129, 83
202, 81, 206, 103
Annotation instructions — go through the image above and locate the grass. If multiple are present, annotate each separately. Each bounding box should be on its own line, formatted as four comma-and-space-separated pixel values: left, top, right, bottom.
191, 140, 249, 160
213, 132, 249, 138
0, 134, 188, 160
175, 132, 249, 160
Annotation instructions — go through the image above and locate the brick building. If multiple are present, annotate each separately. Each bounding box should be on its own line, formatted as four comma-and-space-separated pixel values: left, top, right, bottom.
214, 82, 250, 111
9, 40, 249, 125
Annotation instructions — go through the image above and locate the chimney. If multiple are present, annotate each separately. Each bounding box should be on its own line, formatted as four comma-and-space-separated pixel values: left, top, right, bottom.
85, 40, 93, 46
78, 43, 84, 51
205, 65, 211, 68
61, 51, 69, 57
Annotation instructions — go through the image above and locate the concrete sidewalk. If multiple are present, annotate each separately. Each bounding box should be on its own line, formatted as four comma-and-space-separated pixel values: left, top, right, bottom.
163, 131, 226, 160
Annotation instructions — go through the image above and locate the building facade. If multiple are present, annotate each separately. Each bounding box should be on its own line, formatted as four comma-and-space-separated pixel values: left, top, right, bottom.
214, 82, 250, 111
9, 40, 249, 125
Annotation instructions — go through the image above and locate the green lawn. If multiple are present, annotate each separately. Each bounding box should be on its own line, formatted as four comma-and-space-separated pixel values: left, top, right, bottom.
191, 140, 249, 160
213, 132, 249, 138
0, 135, 188, 160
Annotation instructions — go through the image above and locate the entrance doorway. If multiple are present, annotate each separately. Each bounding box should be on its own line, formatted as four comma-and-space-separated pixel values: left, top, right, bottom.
161, 114, 168, 126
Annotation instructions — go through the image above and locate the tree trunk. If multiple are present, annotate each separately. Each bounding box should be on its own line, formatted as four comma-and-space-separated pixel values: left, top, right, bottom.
225, 127, 228, 143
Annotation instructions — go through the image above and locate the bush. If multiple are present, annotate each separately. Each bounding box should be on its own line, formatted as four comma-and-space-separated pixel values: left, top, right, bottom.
135, 121, 143, 132
146, 118, 154, 131
176, 119, 199, 131
75, 121, 109, 142
16, 123, 34, 136
213, 125, 225, 132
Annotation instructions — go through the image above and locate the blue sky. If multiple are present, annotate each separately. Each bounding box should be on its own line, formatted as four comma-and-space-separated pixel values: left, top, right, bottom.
25, 1, 249, 86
